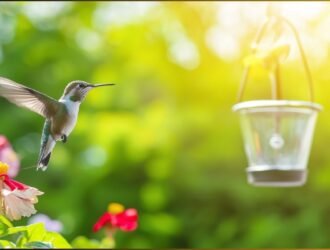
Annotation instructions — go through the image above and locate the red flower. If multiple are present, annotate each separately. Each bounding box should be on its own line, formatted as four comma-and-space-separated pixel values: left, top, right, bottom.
93, 203, 138, 233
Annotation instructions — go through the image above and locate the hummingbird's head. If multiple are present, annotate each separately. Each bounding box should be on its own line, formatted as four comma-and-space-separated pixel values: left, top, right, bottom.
62, 80, 115, 102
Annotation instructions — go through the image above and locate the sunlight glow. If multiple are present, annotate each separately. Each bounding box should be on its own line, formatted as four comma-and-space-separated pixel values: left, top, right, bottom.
75, 28, 102, 53
168, 37, 199, 70
206, 27, 240, 62
93, 2, 158, 29
280, 2, 325, 21
81, 146, 107, 168
208, 2, 329, 65
22, 2, 72, 30
163, 20, 200, 70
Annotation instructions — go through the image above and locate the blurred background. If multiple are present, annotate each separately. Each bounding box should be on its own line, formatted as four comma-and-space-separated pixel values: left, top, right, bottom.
1, 1, 330, 248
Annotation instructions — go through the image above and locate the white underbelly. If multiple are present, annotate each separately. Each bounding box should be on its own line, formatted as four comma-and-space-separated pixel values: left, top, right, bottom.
52, 116, 77, 141
62, 116, 77, 136
56, 98, 81, 141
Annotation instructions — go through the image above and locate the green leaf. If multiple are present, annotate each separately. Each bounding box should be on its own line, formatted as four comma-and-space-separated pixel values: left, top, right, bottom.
0, 239, 16, 248
41, 232, 71, 248
22, 223, 47, 242
0, 216, 13, 228
5, 225, 37, 237
71, 236, 102, 248
0, 216, 12, 236
15, 233, 28, 247
0, 223, 71, 248
22, 223, 71, 248
100, 237, 115, 248
24, 241, 53, 249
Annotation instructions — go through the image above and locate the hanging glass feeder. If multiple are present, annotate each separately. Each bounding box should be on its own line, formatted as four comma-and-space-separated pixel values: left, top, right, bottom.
233, 12, 322, 187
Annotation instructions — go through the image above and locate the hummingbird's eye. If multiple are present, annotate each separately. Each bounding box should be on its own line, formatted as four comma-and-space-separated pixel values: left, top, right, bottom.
78, 83, 85, 88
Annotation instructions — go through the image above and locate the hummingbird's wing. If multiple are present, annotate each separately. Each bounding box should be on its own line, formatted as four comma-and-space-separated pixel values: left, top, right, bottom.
0, 77, 60, 118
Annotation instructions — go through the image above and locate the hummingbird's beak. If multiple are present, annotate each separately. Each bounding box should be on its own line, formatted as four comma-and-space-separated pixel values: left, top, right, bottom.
91, 83, 115, 88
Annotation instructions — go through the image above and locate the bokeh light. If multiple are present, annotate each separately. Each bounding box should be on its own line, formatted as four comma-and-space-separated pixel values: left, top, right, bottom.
0, 1, 330, 248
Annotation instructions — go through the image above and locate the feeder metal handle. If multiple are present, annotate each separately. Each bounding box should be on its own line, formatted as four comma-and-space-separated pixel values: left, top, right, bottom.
237, 14, 314, 103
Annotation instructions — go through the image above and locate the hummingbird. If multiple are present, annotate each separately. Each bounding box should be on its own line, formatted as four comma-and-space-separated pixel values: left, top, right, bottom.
0, 77, 114, 171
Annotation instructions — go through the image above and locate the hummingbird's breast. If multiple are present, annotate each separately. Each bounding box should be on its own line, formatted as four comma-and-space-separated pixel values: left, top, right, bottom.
51, 100, 80, 141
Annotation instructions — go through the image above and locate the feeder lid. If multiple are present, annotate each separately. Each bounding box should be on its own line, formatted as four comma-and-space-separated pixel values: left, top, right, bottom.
232, 100, 322, 112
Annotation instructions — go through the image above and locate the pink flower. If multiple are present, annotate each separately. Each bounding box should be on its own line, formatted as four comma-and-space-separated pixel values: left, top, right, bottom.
0, 162, 43, 221
0, 136, 20, 178
93, 203, 138, 233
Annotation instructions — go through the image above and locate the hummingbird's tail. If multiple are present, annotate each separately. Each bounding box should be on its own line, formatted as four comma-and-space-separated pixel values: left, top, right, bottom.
38, 137, 55, 171
37, 121, 56, 171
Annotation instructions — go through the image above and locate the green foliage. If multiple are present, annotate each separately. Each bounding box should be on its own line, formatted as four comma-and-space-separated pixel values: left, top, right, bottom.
24, 241, 53, 249
71, 236, 115, 248
0, 1, 330, 248
0, 216, 71, 248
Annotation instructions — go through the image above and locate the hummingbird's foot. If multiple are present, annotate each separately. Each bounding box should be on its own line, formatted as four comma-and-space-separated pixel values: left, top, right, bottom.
61, 134, 67, 143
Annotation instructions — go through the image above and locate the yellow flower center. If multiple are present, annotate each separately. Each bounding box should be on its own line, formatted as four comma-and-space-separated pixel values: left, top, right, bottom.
0, 162, 9, 175
107, 203, 124, 214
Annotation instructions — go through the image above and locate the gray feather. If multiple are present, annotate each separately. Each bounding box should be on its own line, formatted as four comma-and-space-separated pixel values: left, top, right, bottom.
0, 77, 60, 118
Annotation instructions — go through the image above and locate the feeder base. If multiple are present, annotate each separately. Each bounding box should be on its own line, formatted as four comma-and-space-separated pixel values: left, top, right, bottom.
247, 169, 307, 187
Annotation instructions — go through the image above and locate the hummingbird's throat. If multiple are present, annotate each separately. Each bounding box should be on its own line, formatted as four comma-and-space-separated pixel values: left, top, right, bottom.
70, 95, 80, 102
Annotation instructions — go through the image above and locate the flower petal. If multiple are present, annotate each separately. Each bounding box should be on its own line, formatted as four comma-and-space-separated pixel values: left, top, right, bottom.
2, 189, 36, 220
1, 184, 43, 221
13, 187, 44, 203
119, 221, 138, 231
2, 148, 20, 178
124, 208, 138, 220
0, 136, 9, 149
0, 136, 20, 178
93, 212, 112, 232
111, 208, 138, 231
